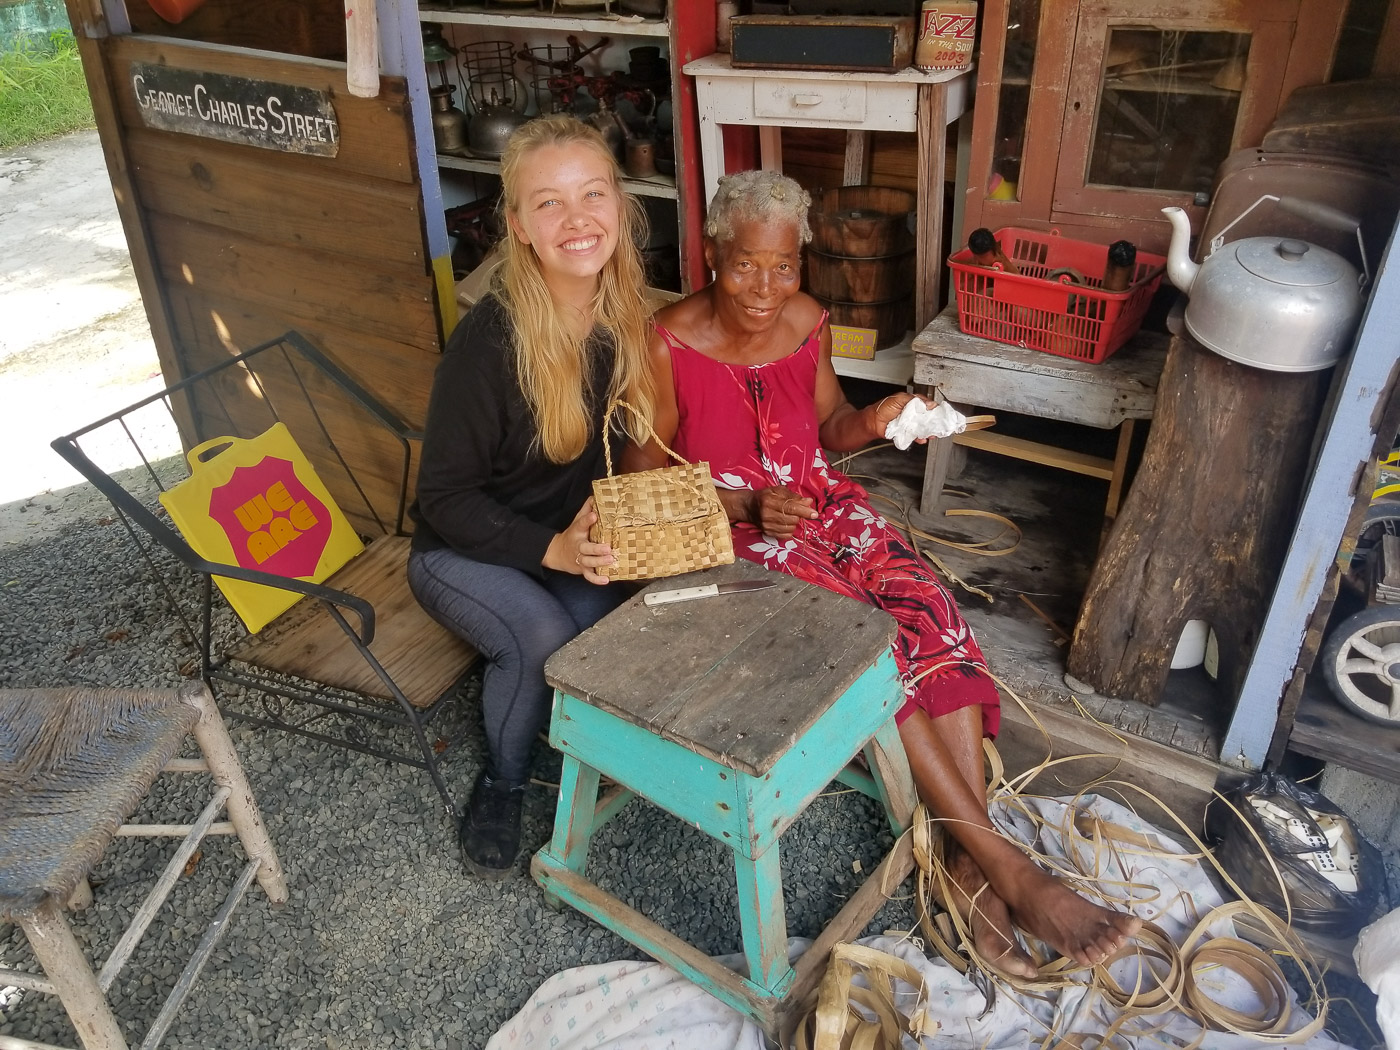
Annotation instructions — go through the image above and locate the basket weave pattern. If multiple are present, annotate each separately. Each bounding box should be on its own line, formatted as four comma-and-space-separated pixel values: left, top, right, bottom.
590, 401, 734, 582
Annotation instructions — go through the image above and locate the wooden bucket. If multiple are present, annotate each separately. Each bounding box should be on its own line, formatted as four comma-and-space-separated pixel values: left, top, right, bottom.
807, 185, 916, 349
828, 297, 913, 349
809, 186, 916, 256
807, 247, 916, 301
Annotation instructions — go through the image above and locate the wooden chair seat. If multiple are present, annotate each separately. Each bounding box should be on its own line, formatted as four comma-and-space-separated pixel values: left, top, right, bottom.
230, 535, 475, 710
0, 684, 286, 1050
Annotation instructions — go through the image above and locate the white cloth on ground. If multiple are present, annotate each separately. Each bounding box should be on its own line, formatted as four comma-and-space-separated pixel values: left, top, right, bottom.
487, 795, 1354, 1050
884, 399, 969, 450
1355, 905, 1400, 1049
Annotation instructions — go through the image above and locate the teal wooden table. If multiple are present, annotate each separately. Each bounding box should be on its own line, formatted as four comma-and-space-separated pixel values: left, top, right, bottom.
531, 559, 917, 1038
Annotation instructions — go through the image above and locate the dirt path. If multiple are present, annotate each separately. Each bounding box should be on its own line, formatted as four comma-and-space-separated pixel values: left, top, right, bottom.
0, 129, 175, 547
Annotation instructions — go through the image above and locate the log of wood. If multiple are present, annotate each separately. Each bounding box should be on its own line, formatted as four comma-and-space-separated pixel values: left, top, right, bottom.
1068, 333, 1330, 707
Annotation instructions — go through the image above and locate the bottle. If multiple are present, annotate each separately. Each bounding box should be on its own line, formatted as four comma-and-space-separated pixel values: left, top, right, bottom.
1102, 240, 1137, 292
967, 228, 1020, 274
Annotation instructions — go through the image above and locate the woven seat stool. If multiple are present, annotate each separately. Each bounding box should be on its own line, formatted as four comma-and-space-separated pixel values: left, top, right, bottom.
531, 561, 918, 1040
0, 682, 287, 1050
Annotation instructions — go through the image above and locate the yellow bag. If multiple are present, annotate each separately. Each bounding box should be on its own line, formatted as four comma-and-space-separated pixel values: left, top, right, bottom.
158, 423, 364, 633
590, 400, 734, 581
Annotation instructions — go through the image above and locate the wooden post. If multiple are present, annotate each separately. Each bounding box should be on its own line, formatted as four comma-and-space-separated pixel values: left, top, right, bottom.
70, 0, 108, 38
344, 0, 380, 98
842, 130, 872, 186
1068, 334, 1330, 708
915, 82, 949, 331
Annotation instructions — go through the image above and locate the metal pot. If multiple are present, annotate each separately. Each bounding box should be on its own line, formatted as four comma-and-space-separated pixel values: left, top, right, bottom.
1162, 195, 1369, 373
467, 95, 526, 160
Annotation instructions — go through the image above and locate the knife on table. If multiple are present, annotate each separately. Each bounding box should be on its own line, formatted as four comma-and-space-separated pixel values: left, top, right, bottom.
644, 580, 777, 606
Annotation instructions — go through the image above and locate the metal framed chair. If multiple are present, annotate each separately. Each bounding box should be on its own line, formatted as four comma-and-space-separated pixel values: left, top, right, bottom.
50, 332, 476, 821
0, 683, 287, 1050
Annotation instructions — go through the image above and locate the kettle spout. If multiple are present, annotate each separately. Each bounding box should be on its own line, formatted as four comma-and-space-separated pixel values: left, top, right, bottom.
1161, 207, 1199, 293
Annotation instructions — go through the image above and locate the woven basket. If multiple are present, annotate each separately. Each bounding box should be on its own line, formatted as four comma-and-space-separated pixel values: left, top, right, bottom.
590, 400, 734, 581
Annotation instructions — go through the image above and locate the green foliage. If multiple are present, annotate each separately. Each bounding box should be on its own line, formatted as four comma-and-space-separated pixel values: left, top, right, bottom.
0, 30, 95, 150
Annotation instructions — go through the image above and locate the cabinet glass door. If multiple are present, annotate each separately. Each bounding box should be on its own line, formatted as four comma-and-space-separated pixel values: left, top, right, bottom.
986, 0, 1042, 202
1087, 27, 1249, 197
1050, 2, 1297, 245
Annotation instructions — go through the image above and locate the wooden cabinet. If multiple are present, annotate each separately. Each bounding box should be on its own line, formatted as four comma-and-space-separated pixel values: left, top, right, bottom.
963, 0, 1345, 254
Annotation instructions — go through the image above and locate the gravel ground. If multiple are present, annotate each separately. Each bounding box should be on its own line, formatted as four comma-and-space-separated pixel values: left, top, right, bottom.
0, 507, 917, 1050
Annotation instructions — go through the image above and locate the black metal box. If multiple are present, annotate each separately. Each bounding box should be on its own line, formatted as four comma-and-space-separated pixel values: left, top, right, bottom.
729, 15, 916, 74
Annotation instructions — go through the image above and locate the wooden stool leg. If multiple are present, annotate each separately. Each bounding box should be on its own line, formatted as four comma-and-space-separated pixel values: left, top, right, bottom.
920, 436, 957, 518
733, 847, 793, 993
1103, 419, 1135, 524
66, 878, 94, 912
546, 755, 602, 878
21, 902, 128, 1050
183, 684, 288, 905
863, 718, 917, 836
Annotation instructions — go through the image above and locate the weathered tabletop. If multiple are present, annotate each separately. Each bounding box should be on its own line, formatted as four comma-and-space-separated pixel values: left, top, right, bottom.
912, 305, 1170, 429
544, 559, 898, 777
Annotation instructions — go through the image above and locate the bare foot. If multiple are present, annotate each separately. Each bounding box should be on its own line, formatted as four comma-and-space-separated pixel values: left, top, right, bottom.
999, 865, 1142, 968
938, 841, 1038, 979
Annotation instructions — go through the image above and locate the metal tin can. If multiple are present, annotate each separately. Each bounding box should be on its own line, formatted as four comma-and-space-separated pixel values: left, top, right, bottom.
914, 1, 977, 72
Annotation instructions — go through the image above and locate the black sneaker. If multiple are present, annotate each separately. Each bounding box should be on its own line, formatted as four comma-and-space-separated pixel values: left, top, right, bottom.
459, 771, 525, 879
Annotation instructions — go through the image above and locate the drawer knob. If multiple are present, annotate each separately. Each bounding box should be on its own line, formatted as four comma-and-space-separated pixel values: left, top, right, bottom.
792, 93, 824, 106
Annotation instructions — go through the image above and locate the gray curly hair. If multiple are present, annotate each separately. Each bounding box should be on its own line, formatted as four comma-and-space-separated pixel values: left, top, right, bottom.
704, 170, 813, 246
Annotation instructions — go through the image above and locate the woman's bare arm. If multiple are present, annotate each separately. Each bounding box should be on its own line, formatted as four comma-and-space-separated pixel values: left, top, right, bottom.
812, 321, 921, 451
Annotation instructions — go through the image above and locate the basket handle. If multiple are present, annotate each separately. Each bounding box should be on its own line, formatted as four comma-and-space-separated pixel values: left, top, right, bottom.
601, 398, 690, 478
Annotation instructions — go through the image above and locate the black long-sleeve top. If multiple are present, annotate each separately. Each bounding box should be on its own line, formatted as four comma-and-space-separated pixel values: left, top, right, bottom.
409, 294, 618, 575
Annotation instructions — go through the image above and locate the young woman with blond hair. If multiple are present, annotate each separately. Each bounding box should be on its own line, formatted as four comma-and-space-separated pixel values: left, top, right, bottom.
409, 115, 654, 877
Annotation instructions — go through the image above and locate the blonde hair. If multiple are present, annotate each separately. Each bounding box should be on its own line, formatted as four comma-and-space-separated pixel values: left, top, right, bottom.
496, 115, 655, 465
704, 170, 813, 245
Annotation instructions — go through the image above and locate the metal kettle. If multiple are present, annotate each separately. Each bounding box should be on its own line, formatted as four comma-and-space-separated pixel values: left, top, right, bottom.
1161, 195, 1369, 373
467, 94, 526, 159
466, 73, 528, 160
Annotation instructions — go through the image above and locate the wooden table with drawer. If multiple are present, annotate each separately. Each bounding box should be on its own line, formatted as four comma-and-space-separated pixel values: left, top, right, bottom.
914, 306, 1169, 528
683, 53, 972, 386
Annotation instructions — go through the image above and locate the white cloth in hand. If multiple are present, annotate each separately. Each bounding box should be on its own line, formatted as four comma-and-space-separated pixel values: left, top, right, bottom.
884, 399, 969, 450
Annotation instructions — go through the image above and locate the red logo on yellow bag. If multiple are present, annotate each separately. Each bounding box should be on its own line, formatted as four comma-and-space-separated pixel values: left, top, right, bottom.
206, 457, 333, 577
158, 423, 364, 633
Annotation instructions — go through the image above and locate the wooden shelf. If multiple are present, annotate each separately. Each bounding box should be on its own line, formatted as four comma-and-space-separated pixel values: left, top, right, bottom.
832, 331, 914, 387
1288, 676, 1400, 784
436, 152, 679, 199
416, 3, 670, 36
1104, 73, 1240, 98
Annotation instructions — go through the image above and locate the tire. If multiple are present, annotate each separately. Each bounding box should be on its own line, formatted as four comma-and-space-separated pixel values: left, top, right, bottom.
1349, 500, 1400, 586
1321, 605, 1400, 725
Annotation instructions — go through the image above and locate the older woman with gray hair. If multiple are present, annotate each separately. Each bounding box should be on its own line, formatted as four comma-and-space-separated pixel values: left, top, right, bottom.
625, 169, 1140, 977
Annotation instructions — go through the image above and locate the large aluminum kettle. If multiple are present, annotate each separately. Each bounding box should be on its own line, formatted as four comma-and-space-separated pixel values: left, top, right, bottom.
1161, 195, 1370, 373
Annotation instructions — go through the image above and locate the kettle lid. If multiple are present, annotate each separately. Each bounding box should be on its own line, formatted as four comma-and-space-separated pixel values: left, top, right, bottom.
1235, 237, 1355, 289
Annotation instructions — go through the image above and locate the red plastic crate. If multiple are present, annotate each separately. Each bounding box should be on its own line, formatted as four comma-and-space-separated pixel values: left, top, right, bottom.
948, 228, 1166, 363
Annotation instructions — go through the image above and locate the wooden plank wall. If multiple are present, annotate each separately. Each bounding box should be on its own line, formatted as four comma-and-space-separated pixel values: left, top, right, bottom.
101, 35, 442, 534
780, 127, 932, 196
122, 0, 348, 60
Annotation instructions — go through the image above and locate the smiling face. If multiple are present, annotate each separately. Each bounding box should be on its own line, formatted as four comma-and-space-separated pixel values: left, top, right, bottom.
705, 216, 804, 334
505, 141, 621, 302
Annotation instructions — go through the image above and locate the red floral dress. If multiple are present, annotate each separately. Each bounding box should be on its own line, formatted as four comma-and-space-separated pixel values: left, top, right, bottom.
659, 314, 999, 736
